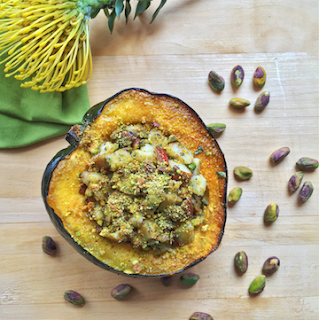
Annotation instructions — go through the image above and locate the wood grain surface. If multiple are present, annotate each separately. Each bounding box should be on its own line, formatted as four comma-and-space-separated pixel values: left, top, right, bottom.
0, 1, 318, 319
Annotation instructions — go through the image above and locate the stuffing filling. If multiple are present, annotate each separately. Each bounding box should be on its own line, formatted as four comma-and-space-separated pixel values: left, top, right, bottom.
80, 123, 208, 251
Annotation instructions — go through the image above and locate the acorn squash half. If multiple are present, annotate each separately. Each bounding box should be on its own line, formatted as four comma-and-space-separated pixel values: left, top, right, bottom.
42, 88, 227, 277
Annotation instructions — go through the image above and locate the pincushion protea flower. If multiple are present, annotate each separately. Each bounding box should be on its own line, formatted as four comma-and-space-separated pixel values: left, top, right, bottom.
0, 0, 166, 93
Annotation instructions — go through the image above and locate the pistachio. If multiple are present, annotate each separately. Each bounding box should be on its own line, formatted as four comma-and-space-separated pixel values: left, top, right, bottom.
190, 312, 214, 320
254, 91, 270, 111
207, 123, 226, 135
217, 171, 226, 178
262, 256, 280, 275
229, 98, 250, 109
253, 67, 266, 88
249, 275, 266, 295
234, 251, 248, 273
111, 284, 132, 299
188, 163, 197, 171
168, 135, 177, 143
42, 236, 57, 256
180, 273, 200, 286
208, 71, 225, 92
296, 157, 319, 170
231, 65, 245, 87
228, 187, 243, 204
161, 276, 172, 287
270, 147, 290, 164
264, 203, 279, 223
194, 146, 204, 155
233, 166, 253, 180
64, 290, 85, 306
298, 181, 314, 203
288, 172, 303, 192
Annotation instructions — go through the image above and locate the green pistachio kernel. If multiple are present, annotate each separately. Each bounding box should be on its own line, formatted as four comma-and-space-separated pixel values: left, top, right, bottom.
249, 275, 266, 295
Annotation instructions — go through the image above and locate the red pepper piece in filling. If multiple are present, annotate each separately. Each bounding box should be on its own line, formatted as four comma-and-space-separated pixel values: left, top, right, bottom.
155, 146, 169, 166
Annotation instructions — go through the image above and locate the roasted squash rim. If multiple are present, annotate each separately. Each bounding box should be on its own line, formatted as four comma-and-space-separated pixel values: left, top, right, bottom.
42, 88, 228, 277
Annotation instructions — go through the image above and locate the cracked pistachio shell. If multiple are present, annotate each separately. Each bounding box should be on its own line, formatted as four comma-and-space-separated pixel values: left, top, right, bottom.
64, 290, 85, 306
249, 275, 266, 295
161, 276, 172, 287
231, 65, 245, 87
298, 181, 314, 203
235, 251, 248, 273
42, 236, 57, 256
262, 257, 280, 275
296, 157, 319, 170
207, 123, 226, 135
270, 147, 290, 164
288, 172, 303, 192
253, 67, 266, 88
254, 91, 270, 111
180, 273, 200, 286
234, 166, 253, 180
229, 98, 250, 109
208, 71, 225, 92
190, 312, 214, 320
111, 284, 132, 299
264, 203, 279, 223
228, 187, 243, 204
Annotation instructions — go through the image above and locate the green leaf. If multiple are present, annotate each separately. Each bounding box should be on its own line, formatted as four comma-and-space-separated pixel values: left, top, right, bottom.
115, 0, 124, 19
90, 7, 101, 19
150, 0, 166, 23
134, 0, 151, 20
108, 9, 116, 33
124, 0, 131, 24
103, 7, 110, 18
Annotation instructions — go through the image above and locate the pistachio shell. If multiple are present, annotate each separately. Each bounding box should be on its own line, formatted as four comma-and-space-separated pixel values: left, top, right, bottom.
231, 65, 245, 87
180, 273, 200, 286
190, 312, 214, 320
208, 71, 225, 92
228, 187, 243, 204
42, 236, 57, 256
207, 123, 226, 135
253, 67, 266, 88
254, 91, 270, 111
161, 276, 172, 287
262, 257, 280, 275
229, 98, 250, 109
288, 172, 303, 192
264, 203, 279, 223
64, 290, 85, 306
249, 275, 266, 295
235, 251, 248, 273
233, 166, 253, 180
111, 284, 132, 299
298, 181, 314, 203
270, 147, 290, 164
296, 157, 319, 170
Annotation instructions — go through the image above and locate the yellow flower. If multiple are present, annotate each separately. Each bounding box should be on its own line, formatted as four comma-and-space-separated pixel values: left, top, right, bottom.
0, 0, 92, 93
0, 0, 167, 93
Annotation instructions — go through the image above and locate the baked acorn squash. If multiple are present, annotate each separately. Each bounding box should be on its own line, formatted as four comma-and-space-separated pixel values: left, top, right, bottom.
42, 88, 227, 277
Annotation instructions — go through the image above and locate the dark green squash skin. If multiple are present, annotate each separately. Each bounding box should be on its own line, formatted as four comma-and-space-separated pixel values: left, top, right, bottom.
42, 88, 228, 277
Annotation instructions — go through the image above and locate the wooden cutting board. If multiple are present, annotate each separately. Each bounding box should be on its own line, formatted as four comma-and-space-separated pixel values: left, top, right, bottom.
0, 1, 318, 319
